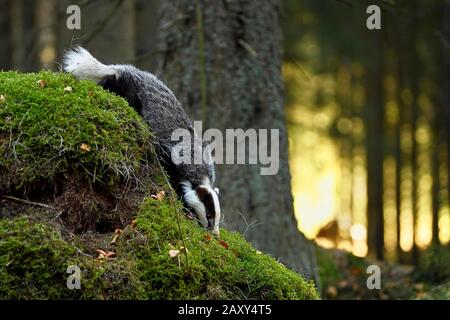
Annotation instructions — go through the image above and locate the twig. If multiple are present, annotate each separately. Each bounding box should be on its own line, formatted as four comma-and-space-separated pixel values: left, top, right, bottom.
1, 195, 57, 211
84, 0, 125, 45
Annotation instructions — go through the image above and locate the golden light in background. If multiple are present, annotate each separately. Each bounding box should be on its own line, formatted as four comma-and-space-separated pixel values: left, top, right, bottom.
350, 224, 368, 257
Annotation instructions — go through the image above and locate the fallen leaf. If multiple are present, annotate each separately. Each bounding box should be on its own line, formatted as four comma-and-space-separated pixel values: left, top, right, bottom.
80, 143, 91, 153
204, 234, 212, 241
169, 249, 180, 258
104, 251, 116, 258
96, 249, 115, 259
231, 249, 240, 257
151, 191, 165, 201
37, 79, 46, 88
131, 219, 137, 228
350, 266, 362, 276
218, 239, 229, 249
88, 90, 94, 96
64, 86, 73, 92
0, 94, 5, 102
326, 286, 338, 299
96, 249, 107, 259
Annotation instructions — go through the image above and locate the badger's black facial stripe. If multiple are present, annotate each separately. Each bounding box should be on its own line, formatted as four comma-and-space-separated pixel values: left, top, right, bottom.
196, 186, 216, 228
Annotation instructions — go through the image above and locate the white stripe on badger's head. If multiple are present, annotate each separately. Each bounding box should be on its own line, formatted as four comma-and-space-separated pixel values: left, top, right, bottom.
180, 177, 221, 236
63, 46, 119, 82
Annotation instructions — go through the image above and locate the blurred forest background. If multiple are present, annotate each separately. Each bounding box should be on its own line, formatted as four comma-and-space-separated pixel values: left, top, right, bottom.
0, 0, 449, 293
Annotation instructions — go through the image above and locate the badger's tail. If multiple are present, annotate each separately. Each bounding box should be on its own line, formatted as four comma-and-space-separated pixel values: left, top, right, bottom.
63, 46, 119, 82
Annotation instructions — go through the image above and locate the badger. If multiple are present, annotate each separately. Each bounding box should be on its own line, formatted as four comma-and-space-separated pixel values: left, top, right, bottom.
63, 47, 221, 236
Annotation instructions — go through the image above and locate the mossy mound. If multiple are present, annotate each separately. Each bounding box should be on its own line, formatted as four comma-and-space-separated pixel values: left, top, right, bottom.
0, 71, 161, 232
0, 71, 318, 299
0, 71, 150, 190
0, 199, 319, 299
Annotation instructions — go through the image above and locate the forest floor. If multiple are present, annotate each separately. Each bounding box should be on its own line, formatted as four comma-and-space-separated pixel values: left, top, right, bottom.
317, 245, 450, 300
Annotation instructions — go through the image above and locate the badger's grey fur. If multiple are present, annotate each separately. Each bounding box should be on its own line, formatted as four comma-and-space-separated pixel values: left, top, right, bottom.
63, 47, 221, 235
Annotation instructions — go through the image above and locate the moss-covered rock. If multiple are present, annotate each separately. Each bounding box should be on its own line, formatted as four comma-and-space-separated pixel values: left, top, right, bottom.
0, 71, 318, 300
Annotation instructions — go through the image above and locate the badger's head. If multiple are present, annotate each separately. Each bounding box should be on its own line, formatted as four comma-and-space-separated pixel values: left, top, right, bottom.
179, 179, 221, 236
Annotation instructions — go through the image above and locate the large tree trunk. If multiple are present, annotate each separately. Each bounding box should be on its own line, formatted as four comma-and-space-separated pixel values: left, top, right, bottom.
156, 0, 318, 283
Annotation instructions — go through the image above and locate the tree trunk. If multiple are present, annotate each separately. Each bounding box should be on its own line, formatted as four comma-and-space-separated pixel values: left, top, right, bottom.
444, 0, 450, 235
0, 0, 12, 70
366, 32, 384, 261
157, 0, 318, 283
35, 0, 57, 70
395, 47, 405, 261
408, 5, 420, 264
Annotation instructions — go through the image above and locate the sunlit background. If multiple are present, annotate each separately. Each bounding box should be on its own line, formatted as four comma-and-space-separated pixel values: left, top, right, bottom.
282, 0, 450, 262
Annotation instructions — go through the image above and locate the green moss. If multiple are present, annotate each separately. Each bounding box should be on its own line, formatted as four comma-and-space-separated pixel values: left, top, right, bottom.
0, 217, 147, 299
0, 71, 318, 300
0, 71, 150, 190
415, 245, 450, 284
417, 282, 450, 300
315, 247, 340, 290
0, 200, 319, 300
118, 198, 319, 299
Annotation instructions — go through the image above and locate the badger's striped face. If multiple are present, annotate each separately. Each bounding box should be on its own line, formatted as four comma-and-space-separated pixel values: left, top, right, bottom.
180, 180, 221, 236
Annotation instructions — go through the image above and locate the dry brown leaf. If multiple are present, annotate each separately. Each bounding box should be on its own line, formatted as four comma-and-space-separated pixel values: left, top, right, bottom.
88, 90, 94, 97
96, 249, 107, 259
169, 249, 180, 258
37, 79, 46, 88
80, 143, 91, 153
64, 86, 73, 92
218, 239, 229, 249
326, 286, 338, 299
204, 234, 212, 241
104, 251, 116, 258
96, 249, 116, 259
131, 219, 137, 228
151, 191, 165, 201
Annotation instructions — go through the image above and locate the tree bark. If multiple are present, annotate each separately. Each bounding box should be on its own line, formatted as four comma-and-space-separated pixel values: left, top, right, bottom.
444, 0, 450, 237
366, 32, 384, 261
0, 0, 12, 70
156, 0, 318, 283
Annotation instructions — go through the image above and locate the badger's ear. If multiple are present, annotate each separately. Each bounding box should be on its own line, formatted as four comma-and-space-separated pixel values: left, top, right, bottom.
214, 187, 219, 195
